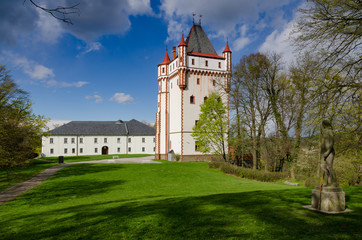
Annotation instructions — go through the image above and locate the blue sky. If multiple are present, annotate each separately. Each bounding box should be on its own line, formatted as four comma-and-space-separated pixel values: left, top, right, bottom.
0, 0, 303, 128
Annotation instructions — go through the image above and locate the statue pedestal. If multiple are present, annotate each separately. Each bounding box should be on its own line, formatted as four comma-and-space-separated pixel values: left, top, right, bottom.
312, 186, 345, 212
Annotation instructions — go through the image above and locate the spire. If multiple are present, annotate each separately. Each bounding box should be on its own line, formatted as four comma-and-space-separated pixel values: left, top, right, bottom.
178, 33, 187, 47
161, 51, 171, 64
223, 41, 231, 53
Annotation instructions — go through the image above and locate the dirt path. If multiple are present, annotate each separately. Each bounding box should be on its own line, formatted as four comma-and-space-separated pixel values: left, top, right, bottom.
0, 156, 159, 205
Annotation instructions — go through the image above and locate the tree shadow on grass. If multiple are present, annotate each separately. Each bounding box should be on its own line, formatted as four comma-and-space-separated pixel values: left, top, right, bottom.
1, 187, 361, 240
53, 164, 125, 179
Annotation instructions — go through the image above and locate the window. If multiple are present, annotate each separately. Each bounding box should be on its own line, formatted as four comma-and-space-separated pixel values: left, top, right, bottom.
64, 148, 68, 154
71, 138, 75, 144
142, 147, 145, 152
204, 96, 208, 102
128, 138, 131, 143
80, 148, 83, 154
162, 67, 165, 73
195, 120, 199, 126
80, 138, 83, 144
142, 138, 145, 143
64, 138, 68, 144
213, 80, 216, 86
153, 147, 155, 152
171, 83, 173, 89
218, 62, 221, 68
205, 60, 208, 67
190, 95, 195, 104
72, 148, 75, 154
117, 147, 120, 153
50, 149, 54, 154
117, 138, 120, 143
104, 138, 107, 143
197, 78, 200, 85
50, 138, 53, 144
192, 59, 195, 65
95, 148, 98, 153
94, 138, 98, 143
153, 137, 155, 143
128, 147, 131, 152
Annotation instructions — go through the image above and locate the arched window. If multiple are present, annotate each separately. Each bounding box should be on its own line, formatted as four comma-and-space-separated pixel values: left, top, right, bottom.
190, 95, 195, 104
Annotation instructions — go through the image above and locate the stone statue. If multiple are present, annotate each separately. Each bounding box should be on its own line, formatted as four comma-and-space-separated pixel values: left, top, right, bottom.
310, 120, 345, 212
320, 120, 337, 187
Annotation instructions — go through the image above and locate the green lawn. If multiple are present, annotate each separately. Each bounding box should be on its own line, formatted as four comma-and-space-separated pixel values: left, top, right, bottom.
0, 159, 57, 192
0, 161, 361, 239
41, 154, 153, 163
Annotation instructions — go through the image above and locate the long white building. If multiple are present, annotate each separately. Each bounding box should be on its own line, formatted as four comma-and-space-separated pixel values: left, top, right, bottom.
155, 23, 231, 161
42, 119, 156, 157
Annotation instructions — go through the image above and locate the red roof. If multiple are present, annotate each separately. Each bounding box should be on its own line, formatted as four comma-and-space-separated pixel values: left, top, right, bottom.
161, 51, 171, 64
178, 34, 187, 46
223, 41, 231, 53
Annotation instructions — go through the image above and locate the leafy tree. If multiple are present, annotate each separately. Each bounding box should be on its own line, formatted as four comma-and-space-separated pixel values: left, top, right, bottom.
0, 65, 48, 175
192, 93, 228, 161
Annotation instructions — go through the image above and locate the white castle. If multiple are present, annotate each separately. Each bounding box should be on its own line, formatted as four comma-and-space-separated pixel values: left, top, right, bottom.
155, 23, 231, 161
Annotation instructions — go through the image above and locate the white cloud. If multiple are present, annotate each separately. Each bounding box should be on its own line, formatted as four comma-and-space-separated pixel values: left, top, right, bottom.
86, 93, 103, 103
4, 51, 55, 80
110, 92, 134, 104
160, 0, 292, 44
0, 0, 153, 45
35, 7, 63, 44
233, 25, 251, 51
46, 119, 71, 130
79, 42, 103, 55
2, 50, 89, 88
259, 16, 297, 63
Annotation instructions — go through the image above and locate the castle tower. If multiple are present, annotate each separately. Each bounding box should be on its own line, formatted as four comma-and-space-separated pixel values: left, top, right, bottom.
155, 24, 231, 161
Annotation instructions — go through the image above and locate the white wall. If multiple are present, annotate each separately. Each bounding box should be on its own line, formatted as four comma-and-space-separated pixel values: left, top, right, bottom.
42, 135, 155, 157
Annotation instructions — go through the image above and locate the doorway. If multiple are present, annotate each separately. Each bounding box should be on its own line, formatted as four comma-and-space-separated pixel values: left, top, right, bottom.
102, 146, 109, 155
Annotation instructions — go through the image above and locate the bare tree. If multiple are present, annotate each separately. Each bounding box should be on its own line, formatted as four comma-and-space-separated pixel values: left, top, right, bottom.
25, 0, 80, 24
293, 0, 362, 78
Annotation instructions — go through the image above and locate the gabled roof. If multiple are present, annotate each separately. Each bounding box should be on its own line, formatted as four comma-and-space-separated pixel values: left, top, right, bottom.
186, 24, 218, 56
49, 119, 155, 136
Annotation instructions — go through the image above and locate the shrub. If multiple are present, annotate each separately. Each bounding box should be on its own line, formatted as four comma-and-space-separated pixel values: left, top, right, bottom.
174, 154, 180, 161
212, 162, 289, 182
334, 152, 361, 186
304, 176, 319, 187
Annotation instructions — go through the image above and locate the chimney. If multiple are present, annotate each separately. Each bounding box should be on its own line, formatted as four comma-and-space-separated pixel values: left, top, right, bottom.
172, 46, 176, 60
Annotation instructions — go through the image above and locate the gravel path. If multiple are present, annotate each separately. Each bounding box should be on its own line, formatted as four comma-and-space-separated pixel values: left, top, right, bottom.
0, 156, 159, 205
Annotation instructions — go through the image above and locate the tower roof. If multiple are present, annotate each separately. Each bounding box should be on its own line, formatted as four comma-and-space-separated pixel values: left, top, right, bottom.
186, 24, 218, 55
178, 34, 187, 46
223, 41, 231, 53
160, 51, 171, 64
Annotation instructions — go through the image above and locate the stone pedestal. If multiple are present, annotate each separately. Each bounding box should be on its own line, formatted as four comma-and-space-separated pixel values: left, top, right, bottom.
312, 186, 345, 212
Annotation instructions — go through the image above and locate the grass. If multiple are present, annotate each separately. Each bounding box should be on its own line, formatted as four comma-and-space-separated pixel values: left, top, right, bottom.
40, 154, 153, 163
0, 159, 57, 192
0, 161, 361, 239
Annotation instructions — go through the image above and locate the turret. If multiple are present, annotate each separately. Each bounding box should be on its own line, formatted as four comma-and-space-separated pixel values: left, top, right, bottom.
158, 51, 170, 78
178, 34, 187, 89
223, 41, 232, 92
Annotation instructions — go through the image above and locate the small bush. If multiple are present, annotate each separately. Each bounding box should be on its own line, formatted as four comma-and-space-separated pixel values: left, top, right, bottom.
208, 161, 223, 169
304, 176, 319, 187
174, 154, 180, 161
